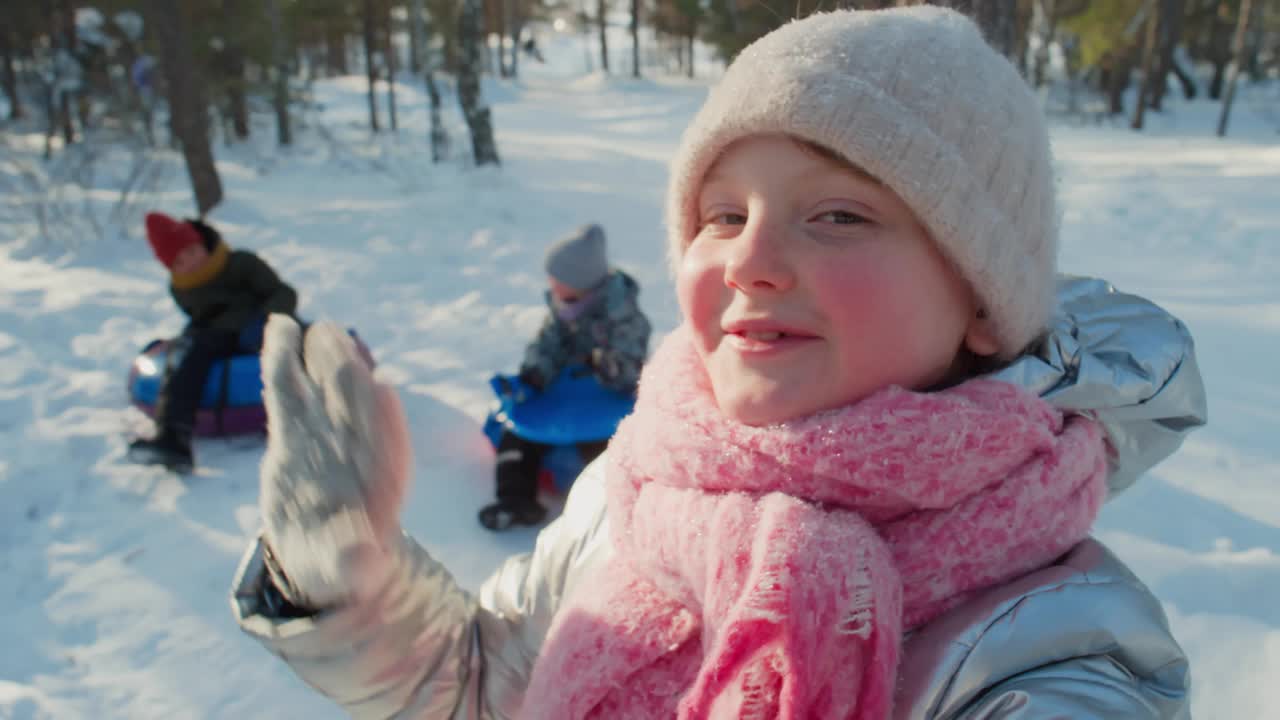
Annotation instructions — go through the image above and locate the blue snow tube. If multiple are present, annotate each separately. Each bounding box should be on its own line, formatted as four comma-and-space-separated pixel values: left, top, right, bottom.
127, 328, 373, 436
128, 339, 267, 436
483, 365, 636, 493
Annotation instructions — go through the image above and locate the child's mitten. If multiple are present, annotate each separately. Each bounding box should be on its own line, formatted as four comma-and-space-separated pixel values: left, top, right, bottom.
257, 316, 412, 608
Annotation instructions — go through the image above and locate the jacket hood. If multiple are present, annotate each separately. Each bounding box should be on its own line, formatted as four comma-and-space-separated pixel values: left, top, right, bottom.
990, 275, 1207, 497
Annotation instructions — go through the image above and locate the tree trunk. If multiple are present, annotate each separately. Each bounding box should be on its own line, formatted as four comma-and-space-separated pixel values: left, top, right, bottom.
582, 0, 594, 72
989, 0, 1017, 60
384, 0, 399, 132
1148, 0, 1184, 110
673, 30, 684, 75
53, 0, 76, 143
226, 57, 250, 139
408, 6, 422, 74
1169, 52, 1197, 99
1208, 59, 1226, 99
686, 23, 695, 79
511, 0, 530, 78
218, 0, 249, 140
1242, 2, 1264, 81
1217, 0, 1255, 136
410, 0, 447, 161
504, 19, 514, 77
60, 92, 76, 143
631, 0, 640, 78
1132, 0, 1160, 130
409, 0, 425, 74
0, 26, 21, 120
597, 0, 609, 73
723, 0, 741, 34
1101, 49, 1133, 116
426, 68, 447, 163
266, 0, 292, 145
1062, 32, 1082, 114
458, 0, 500, 165
1013, 0, 1033, 77
363, 0, 381, 132
1207, 0, 1232, 99
145, 0, 224, 215
1033, 0, 1058, 88
442, 4, 460, 74
489, 0, 506, 76
43, 80, 57, 159
326, 22, 348, 75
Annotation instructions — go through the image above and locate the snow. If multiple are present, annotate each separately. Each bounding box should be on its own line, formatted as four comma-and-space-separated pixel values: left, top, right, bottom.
2, 29, 1278, 720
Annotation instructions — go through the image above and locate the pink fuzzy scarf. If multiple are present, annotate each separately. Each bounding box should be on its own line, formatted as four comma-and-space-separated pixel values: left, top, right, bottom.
520, 326, 1108, 720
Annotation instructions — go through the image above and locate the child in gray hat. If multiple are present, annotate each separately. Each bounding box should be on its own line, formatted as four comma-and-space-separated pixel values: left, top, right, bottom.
479, 223, 652, 531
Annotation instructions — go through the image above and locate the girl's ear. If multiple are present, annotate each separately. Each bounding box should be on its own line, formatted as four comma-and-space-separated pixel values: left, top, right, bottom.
963, 315, 1001, 358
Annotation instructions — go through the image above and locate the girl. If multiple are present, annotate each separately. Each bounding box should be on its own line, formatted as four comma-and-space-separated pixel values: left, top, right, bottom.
235, 7, 1207, 719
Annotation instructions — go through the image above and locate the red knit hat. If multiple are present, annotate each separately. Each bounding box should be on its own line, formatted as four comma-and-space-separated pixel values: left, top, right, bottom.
144, 212, 202, 268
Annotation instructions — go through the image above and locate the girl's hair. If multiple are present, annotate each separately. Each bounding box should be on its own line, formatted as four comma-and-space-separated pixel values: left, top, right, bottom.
792, 138, 881, 186
186, 218, 223, 252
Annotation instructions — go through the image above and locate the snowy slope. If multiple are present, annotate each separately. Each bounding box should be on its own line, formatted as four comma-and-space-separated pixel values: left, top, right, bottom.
2, 31, 1278, 718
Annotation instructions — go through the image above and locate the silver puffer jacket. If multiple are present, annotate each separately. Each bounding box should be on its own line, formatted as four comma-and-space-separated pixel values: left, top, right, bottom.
231, 276, 1208, 719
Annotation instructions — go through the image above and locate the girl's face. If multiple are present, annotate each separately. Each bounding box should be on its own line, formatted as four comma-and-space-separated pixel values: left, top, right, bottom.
677, 135, 998, 426
548, 277, 583, 303
172, 242, 210, 275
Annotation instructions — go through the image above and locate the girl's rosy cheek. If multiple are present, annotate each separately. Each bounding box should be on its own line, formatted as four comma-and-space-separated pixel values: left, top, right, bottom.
677, 254, 724, 335
810, 257, 882, 311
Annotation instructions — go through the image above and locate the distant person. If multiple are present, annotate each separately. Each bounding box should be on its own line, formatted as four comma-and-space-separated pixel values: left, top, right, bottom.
128, 212, 297, 472
480, 224, 650, 530
523, 36, 545, 63
232, 8, 1206, 718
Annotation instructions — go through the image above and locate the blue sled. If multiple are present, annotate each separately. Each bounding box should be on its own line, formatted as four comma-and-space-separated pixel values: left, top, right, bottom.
483, 365, 635, 494
128, 328, 372, 437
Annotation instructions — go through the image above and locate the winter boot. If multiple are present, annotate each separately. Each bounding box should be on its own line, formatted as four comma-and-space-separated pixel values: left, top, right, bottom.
477, 498, 547, 531
128, 426, 194, 474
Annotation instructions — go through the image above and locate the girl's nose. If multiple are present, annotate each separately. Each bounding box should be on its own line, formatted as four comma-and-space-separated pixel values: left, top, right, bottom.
723, 216, 795, 294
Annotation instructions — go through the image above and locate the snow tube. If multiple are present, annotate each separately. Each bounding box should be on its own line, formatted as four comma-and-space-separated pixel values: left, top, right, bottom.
483, 365, 636, 493
127, 329, 372, 437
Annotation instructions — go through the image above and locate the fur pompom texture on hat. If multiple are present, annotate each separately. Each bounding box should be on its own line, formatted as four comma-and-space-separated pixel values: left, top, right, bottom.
665, 7, 1060, 358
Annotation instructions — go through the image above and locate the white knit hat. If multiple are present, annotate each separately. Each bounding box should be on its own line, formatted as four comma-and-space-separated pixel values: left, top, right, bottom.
666, 7, 1059, 358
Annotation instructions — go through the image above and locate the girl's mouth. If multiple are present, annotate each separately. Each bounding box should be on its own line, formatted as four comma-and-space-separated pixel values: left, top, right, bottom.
725, 330, 819, 354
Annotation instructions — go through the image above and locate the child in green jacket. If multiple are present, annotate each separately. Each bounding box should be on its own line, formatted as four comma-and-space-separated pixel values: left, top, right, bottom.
128, 212, 297, 472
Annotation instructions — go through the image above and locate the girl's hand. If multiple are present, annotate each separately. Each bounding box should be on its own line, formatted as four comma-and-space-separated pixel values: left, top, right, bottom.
256, 316, 412, 608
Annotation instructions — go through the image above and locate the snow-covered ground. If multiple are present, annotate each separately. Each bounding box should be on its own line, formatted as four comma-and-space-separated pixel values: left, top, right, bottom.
2, 28, 1278, 719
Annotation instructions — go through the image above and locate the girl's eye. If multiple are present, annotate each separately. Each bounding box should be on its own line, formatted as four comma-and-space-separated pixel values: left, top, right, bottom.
813, 210, 868, 225
707, 212, 747, 226
696, 211, 747, 237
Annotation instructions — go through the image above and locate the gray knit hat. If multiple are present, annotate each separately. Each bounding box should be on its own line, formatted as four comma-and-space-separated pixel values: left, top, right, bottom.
666, 7, 1059, 358
545, 223, 609, 291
